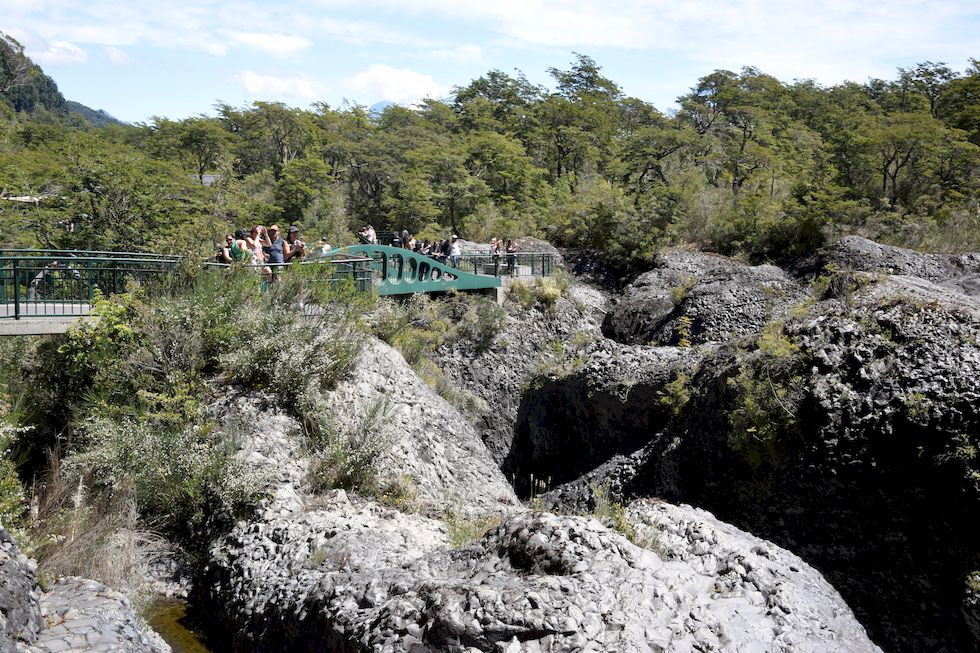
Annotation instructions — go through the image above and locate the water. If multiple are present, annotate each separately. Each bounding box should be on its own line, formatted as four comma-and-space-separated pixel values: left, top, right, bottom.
147, 598, 214, 653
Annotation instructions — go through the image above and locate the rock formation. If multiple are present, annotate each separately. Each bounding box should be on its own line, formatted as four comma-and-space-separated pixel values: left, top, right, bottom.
1, 528, 168, 653
602, 250, 808, 346
200, 333, 881, 652
515, 243, 980, 652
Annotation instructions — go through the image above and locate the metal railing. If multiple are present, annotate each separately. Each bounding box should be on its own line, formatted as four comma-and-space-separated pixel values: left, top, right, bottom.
203, 255, 375, 292
452, 252, 556, 277
1, 250, 179, 320
1, 245, 558, 321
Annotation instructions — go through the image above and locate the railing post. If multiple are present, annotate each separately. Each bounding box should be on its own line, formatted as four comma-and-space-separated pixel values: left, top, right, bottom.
12, 258, 20, 320
494, 256, 500, 277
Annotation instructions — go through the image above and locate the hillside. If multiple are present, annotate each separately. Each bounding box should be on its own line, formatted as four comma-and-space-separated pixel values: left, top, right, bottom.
0, 33, 120, 126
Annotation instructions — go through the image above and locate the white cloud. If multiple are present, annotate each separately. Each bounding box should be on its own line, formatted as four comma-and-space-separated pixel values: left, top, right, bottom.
30, 40, 88, 66
318, 17, 419, 46
103, 45, 129, 64
421, 44, 485, 64
344, 64, 448, 104
387, 0, 977, 82
225, 31, 312, 57
236, 70, 327, 99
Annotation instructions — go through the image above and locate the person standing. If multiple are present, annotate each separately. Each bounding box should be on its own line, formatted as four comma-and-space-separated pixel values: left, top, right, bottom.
265, 224, 286, 269
284, 225, 307, 262
449, 235, 461, 269
231, 228, 251, 263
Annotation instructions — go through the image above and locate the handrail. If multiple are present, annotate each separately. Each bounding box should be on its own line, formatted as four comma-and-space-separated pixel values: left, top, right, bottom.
0, 248, 180, 260
2, 245, 559, 322
1, 252, 180, 321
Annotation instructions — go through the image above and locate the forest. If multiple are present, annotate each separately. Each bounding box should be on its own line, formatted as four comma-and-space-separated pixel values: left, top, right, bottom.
2, 32, 979, 280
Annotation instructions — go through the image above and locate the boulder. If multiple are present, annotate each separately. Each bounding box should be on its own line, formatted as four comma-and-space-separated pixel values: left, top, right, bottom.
2, 528, 168, 653
522, 273, 980, 652
323, 339, 519, 511
602, 250, 807, 346
810, 235, 980, 283
209, 340, 519, 517
33, 578, 170, 653
0, 528, 41, 653
205, 493, 880, 652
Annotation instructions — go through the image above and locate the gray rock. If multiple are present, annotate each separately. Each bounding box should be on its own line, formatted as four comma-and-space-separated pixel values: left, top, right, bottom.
812, 235, 980, 284
602, 250, 807, 346
523, 272, 980, 652
433, 283, 607, 466
323, 339, 519, 512
33, 577, 170, 653
1, 528, 168, 653
0, 528, 42, 653
205, 495, 880, 652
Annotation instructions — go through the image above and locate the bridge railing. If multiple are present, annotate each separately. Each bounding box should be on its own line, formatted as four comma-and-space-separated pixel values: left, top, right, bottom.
0, 251, 179, 320
454, 252, 556, 278
203, 255, 375, 292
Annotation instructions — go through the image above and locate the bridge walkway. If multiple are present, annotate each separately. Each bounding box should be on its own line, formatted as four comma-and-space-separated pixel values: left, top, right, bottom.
1, 246, 557, 335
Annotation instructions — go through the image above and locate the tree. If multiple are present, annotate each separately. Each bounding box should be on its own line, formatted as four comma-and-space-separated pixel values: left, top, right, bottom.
147, 116, 230, 183
0, 32, 37, 95
901, 61, 959, 118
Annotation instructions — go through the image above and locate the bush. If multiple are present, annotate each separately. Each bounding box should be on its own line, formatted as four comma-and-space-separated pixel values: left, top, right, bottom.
308, 398, 394, 493
65, 416, 264, 536
508, 278, 562, 311
727, 321, 804, 482
588, 482, 636, 543
444, 509, 502, 548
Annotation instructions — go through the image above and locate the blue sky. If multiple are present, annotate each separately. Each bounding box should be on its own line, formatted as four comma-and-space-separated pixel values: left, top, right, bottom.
2, 0, 978, 124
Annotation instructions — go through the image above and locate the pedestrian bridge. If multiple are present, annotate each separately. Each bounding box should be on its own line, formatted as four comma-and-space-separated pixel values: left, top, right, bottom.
1, 246, 557, 335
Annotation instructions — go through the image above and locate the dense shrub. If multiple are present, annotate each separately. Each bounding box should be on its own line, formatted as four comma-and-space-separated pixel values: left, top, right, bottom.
1, 263, 374, 547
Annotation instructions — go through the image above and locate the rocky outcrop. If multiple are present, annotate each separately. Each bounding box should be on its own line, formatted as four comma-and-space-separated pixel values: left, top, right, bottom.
521, 272, 980, 652
602, 250, 808, 346
323, 339, 519, 511
2, 527, 168, 653
33, 578, 170, 653
200, 330, 881, 652
206, 491, 880, 652
435, 285, 607, 465
810, 235, 980, 286
504, 340, 698, 493
1, 529, 41, 653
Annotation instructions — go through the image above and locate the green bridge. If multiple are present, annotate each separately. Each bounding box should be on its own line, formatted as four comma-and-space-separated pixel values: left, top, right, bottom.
1, 246, 557, 335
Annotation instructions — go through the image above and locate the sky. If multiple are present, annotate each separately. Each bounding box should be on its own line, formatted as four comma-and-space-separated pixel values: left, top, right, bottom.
2, 0, 978, 124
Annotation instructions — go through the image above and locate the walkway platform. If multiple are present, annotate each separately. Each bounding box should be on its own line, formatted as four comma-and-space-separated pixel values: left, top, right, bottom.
0, 303, 90, 335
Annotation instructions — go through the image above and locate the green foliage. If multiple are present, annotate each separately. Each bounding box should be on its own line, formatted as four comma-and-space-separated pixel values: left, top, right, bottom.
3, 264, 372, 542
660, 372, 691, 417
0, 456, 27, 532
675, 315, 694, 348
65, 417, 262, 535
2, 51, 979, 273
375, 474, 421, 513
508, 278, 562, 311
727, 322, 804, 479
588, 482, 637, 543
444, 510, 502, 548
371, 292, 504, 416
670, 275, 696, 305
308, 398, 394, 494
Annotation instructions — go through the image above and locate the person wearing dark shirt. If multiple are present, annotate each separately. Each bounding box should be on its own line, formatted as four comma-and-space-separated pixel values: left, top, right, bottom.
284, 225, 306, 261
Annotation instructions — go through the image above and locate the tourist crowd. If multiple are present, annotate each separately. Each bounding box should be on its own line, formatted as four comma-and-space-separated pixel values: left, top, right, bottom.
216, 222, 518, 278
359, 224, 517, 270
217, 224, 335, 276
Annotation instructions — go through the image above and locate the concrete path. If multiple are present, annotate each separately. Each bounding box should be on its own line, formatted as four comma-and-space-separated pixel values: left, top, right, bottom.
0, 303, 91, 335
